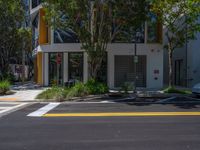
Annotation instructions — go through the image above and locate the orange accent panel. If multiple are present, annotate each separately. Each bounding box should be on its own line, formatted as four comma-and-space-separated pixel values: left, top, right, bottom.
39, 9, 49, 44
37, 52, 43, 85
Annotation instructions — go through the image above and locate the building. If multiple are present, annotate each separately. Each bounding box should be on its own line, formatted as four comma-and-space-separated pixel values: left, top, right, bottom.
30, 0, 164, 89
164, 17, 200, 88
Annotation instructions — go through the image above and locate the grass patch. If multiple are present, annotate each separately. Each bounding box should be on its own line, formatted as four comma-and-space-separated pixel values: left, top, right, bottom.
163, 86, 192, 94
0, 80, 10, 95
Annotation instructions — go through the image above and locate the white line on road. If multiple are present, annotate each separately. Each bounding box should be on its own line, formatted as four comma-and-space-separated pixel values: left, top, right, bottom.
0, 103, 29, 117
27, 103, 60, 117
0, 107, 13, 109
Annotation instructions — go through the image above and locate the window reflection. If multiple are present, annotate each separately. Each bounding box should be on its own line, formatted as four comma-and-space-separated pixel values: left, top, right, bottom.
54, 29, 79, 43
32, 14, 39, 49
68, 53, 83, 81
112, 24, 145, 43
49, 53, 63, 85
147, 13, 159, 43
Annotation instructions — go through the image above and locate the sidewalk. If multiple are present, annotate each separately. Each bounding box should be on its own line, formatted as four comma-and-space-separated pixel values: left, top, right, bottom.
0, 82, 46, 102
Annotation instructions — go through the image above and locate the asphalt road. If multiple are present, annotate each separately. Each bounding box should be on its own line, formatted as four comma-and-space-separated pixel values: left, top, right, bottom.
0, 102, 200, 150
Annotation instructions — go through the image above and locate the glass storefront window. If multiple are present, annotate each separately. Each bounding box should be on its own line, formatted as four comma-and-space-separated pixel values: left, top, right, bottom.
112, 23, 145, 43
54, 29, 79, 43
147, 13, 159, 43
49, 53, 63, 85
32, 14, 39, 49
32, 0, 41, 9
68, 53, 83, 81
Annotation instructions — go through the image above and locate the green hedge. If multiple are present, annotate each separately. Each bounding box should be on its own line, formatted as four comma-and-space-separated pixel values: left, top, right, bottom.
0, 80, 10, 95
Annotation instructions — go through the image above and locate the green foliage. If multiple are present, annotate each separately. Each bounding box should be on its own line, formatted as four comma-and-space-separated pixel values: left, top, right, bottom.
0, 0, 28, 75
36, 86, 65, 101
163, 86, 192, 94
0, 80, 11, 95
85, 79, 109, 95
37, 80, 109, 101
0, 72, 15, 83
66, 82, 88, 100
120, 82, 134, 94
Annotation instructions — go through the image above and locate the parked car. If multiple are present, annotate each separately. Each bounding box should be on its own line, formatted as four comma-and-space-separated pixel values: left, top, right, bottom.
192, 83, 200, 97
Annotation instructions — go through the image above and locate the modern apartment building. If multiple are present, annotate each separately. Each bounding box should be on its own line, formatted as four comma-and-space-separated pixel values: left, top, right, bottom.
30, 0, 164, 89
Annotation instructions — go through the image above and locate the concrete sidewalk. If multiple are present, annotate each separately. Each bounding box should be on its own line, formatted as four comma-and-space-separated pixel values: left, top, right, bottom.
0, 82, 45, 102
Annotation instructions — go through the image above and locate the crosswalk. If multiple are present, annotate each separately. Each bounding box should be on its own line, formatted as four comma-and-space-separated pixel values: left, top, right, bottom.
0, 102, 28, 117
27, 103, 60, 117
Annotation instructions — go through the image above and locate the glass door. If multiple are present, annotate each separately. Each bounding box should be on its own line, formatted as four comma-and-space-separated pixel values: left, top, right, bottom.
68, 52, 83, 82
49, 53, 63, 85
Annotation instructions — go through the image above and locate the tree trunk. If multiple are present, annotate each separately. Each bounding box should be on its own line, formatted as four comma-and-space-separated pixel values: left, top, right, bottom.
168, 43, 173, 87
88, 56, 103, 80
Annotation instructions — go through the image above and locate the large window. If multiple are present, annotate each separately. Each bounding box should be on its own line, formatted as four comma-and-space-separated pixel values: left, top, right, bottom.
147, 13, 161, 43
49, 53, 63, 85
112, 24, 145, 43
32, 14, 39, 49
32, 0, 41, 9
54, 29, 79, 43
68, 53, 83, 81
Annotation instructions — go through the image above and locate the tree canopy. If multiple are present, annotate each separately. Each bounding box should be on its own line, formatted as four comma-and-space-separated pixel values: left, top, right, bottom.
0, 0, 31, 80
151, 0, 200, 86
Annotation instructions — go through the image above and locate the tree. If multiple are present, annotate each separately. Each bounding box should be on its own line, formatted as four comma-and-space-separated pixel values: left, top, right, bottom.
151, 0, 200, 87
43, 0, 148, 80
0, 0, 31, 81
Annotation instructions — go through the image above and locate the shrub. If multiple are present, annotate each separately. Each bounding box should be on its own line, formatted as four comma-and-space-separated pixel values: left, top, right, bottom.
36, 86, 65, 101
0, 80, 10, 95
85, 79, 109, 95
66, 82, 88, 100
120, 82, 134, 94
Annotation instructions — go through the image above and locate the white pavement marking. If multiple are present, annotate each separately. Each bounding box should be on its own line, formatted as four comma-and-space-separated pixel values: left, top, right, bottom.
101, 101, 110, 103
63, 101, 116, 104
27, 103, 60, 117
0, 103, 29, 117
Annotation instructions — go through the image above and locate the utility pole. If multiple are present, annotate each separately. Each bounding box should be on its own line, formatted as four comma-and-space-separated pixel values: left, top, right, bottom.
133, 32, 139, 94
